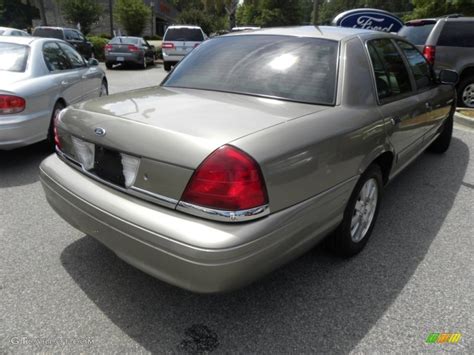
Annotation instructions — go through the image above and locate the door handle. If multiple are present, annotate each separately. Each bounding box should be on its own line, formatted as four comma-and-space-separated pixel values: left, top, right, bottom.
425, 102, 433, 111
390, 116, 401, 126
61, 80, 69, 86
81, 74, 88, 79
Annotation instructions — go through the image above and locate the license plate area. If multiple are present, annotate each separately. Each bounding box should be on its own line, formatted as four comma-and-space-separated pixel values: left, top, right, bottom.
92, 146, 125, 187
116, 56, 124, 61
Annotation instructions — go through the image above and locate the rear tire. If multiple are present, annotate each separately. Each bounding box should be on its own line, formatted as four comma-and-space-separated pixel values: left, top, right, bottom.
428, 104, 454, 154
164, 62, 171, 72
99, 80, 108, 97
330, 165, 383, 257
457, 75, 474, 108
47, 101, 65, 149
105, 62, 113, 69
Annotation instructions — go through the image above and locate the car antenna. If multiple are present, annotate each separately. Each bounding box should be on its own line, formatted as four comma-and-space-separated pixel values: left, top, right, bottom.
313, 25, 323, 35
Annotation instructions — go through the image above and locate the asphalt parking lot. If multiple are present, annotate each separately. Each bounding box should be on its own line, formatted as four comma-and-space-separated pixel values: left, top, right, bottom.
1, 67, 473, 354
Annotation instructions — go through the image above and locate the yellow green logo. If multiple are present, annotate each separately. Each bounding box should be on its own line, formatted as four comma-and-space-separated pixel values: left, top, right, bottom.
426, 333, 462, 344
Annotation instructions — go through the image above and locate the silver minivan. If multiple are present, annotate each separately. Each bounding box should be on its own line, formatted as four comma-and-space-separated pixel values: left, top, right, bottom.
161, 25, 207, 71
399, 16, 474, 107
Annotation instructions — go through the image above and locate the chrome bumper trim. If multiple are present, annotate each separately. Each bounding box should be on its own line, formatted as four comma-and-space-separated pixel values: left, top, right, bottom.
176, 201, 270, 223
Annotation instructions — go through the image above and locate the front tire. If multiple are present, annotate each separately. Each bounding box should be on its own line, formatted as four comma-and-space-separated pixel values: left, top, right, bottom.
99, 80, 108, 97
330, 165, 383, 257
47, 101, 65, 149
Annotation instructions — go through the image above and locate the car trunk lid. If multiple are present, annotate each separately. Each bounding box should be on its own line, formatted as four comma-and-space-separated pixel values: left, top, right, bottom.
57, 86, 328, 206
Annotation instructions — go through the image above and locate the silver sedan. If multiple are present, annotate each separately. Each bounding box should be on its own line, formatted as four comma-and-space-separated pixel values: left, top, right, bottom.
0, 36, 108, 150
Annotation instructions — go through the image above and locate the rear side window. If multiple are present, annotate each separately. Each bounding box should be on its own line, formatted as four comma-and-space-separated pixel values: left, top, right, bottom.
438, 21, 474, 47
0, 43, 29, 72
0, 30, 4, 35
43, 42, 72, 71
397, 40, 434, 90
109, 37, 139, 45
398, 24, 435, 45
33, 28, 64, 39
367, 39, 412, 101
65, 30, 80, 40
164, 28, 204, 41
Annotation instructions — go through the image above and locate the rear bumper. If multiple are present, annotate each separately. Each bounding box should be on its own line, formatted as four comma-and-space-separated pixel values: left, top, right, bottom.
40, 154, 351, 293
0, 110, 50, 150
162, 52, 185, 63
105, 52, 142, 64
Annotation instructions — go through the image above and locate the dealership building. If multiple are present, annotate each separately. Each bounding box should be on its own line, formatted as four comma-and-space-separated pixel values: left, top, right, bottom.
37, 0, 179, 37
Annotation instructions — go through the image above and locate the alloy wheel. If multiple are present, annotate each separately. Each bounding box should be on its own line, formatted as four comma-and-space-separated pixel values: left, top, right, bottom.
462, 83, 474, 108
350, 178, 378, 243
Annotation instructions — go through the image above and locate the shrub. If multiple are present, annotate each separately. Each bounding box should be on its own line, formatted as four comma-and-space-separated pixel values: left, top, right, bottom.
61, 0, 102, 35
87, 36, 109, 62
176, 9, 214, 36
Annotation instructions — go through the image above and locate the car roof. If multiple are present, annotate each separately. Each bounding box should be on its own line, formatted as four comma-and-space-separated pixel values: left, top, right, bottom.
0, 36, 62, 45
226, 25, 385, 41
167, 25, 202, 29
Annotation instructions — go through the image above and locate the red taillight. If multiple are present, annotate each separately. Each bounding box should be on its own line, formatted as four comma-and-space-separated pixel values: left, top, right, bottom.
181, 145, 268, 211
162, 42, 174, 49
128, 45, 139, 52
423, 45, 436, 65
0, 95, 25, 114
104, 44, 112, 51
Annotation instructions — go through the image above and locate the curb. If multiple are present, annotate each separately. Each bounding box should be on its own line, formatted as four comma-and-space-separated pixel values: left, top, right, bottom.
454, 110, 474, 129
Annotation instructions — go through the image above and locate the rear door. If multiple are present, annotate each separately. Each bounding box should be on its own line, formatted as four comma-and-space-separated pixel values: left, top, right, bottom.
367, 38, 425, 171
163, 27, 204, 58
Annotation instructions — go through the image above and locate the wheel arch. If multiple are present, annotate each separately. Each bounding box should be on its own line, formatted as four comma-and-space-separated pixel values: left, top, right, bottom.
459, 66, 474, 82
358, 147, 395, 186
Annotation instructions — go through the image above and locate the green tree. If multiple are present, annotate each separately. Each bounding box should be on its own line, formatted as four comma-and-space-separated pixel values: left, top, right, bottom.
408, 0, 474, 19
114, 0, 151, 36
237, 0, 304, 27
176, 8, 214, 35
0, 0, 39, 28
61, 0, 102, 35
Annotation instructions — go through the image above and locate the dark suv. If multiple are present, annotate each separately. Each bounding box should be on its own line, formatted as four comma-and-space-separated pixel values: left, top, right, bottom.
399, 16, 474, 107
33, 26, 94, 59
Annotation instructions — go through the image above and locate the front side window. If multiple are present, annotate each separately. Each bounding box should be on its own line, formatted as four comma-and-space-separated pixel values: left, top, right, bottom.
367, 39, 412, 101
163, 35, 338, 105
58, 43, 86, 69
43, 42, 72, 71
397, 40, 434, 90
0, 43, 29, 72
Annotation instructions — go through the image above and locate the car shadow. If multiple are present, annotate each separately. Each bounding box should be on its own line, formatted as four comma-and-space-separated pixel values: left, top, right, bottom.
60, 137, 469, 353
0, 141, 52, 187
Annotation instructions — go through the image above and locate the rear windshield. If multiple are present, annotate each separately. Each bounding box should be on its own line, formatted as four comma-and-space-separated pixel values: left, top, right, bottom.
438, 22, 474, 47
109, 37, 139, 45
163, 35, 338, 105
164, 28, 204, 41
399, 24, 435, 45
33, 28, 63, 39
0, 43, 29, 72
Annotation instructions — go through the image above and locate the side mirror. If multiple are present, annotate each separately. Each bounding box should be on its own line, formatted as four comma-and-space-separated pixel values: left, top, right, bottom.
88, 58, 100, 67
439, 69, 459, 85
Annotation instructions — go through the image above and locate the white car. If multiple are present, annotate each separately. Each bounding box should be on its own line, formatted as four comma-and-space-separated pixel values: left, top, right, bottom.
0, 26, 30, 37
161, 25, 207, 71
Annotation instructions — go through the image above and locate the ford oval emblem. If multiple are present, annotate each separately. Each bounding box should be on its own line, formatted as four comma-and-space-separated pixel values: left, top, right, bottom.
94, 127, 106, 137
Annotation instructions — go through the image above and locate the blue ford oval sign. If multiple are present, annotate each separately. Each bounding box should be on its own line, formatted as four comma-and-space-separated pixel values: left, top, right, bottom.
332, 8, 404, 33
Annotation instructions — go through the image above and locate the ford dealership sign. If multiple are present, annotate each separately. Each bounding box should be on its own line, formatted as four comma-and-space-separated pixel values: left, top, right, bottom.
332, 8, 404, 33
